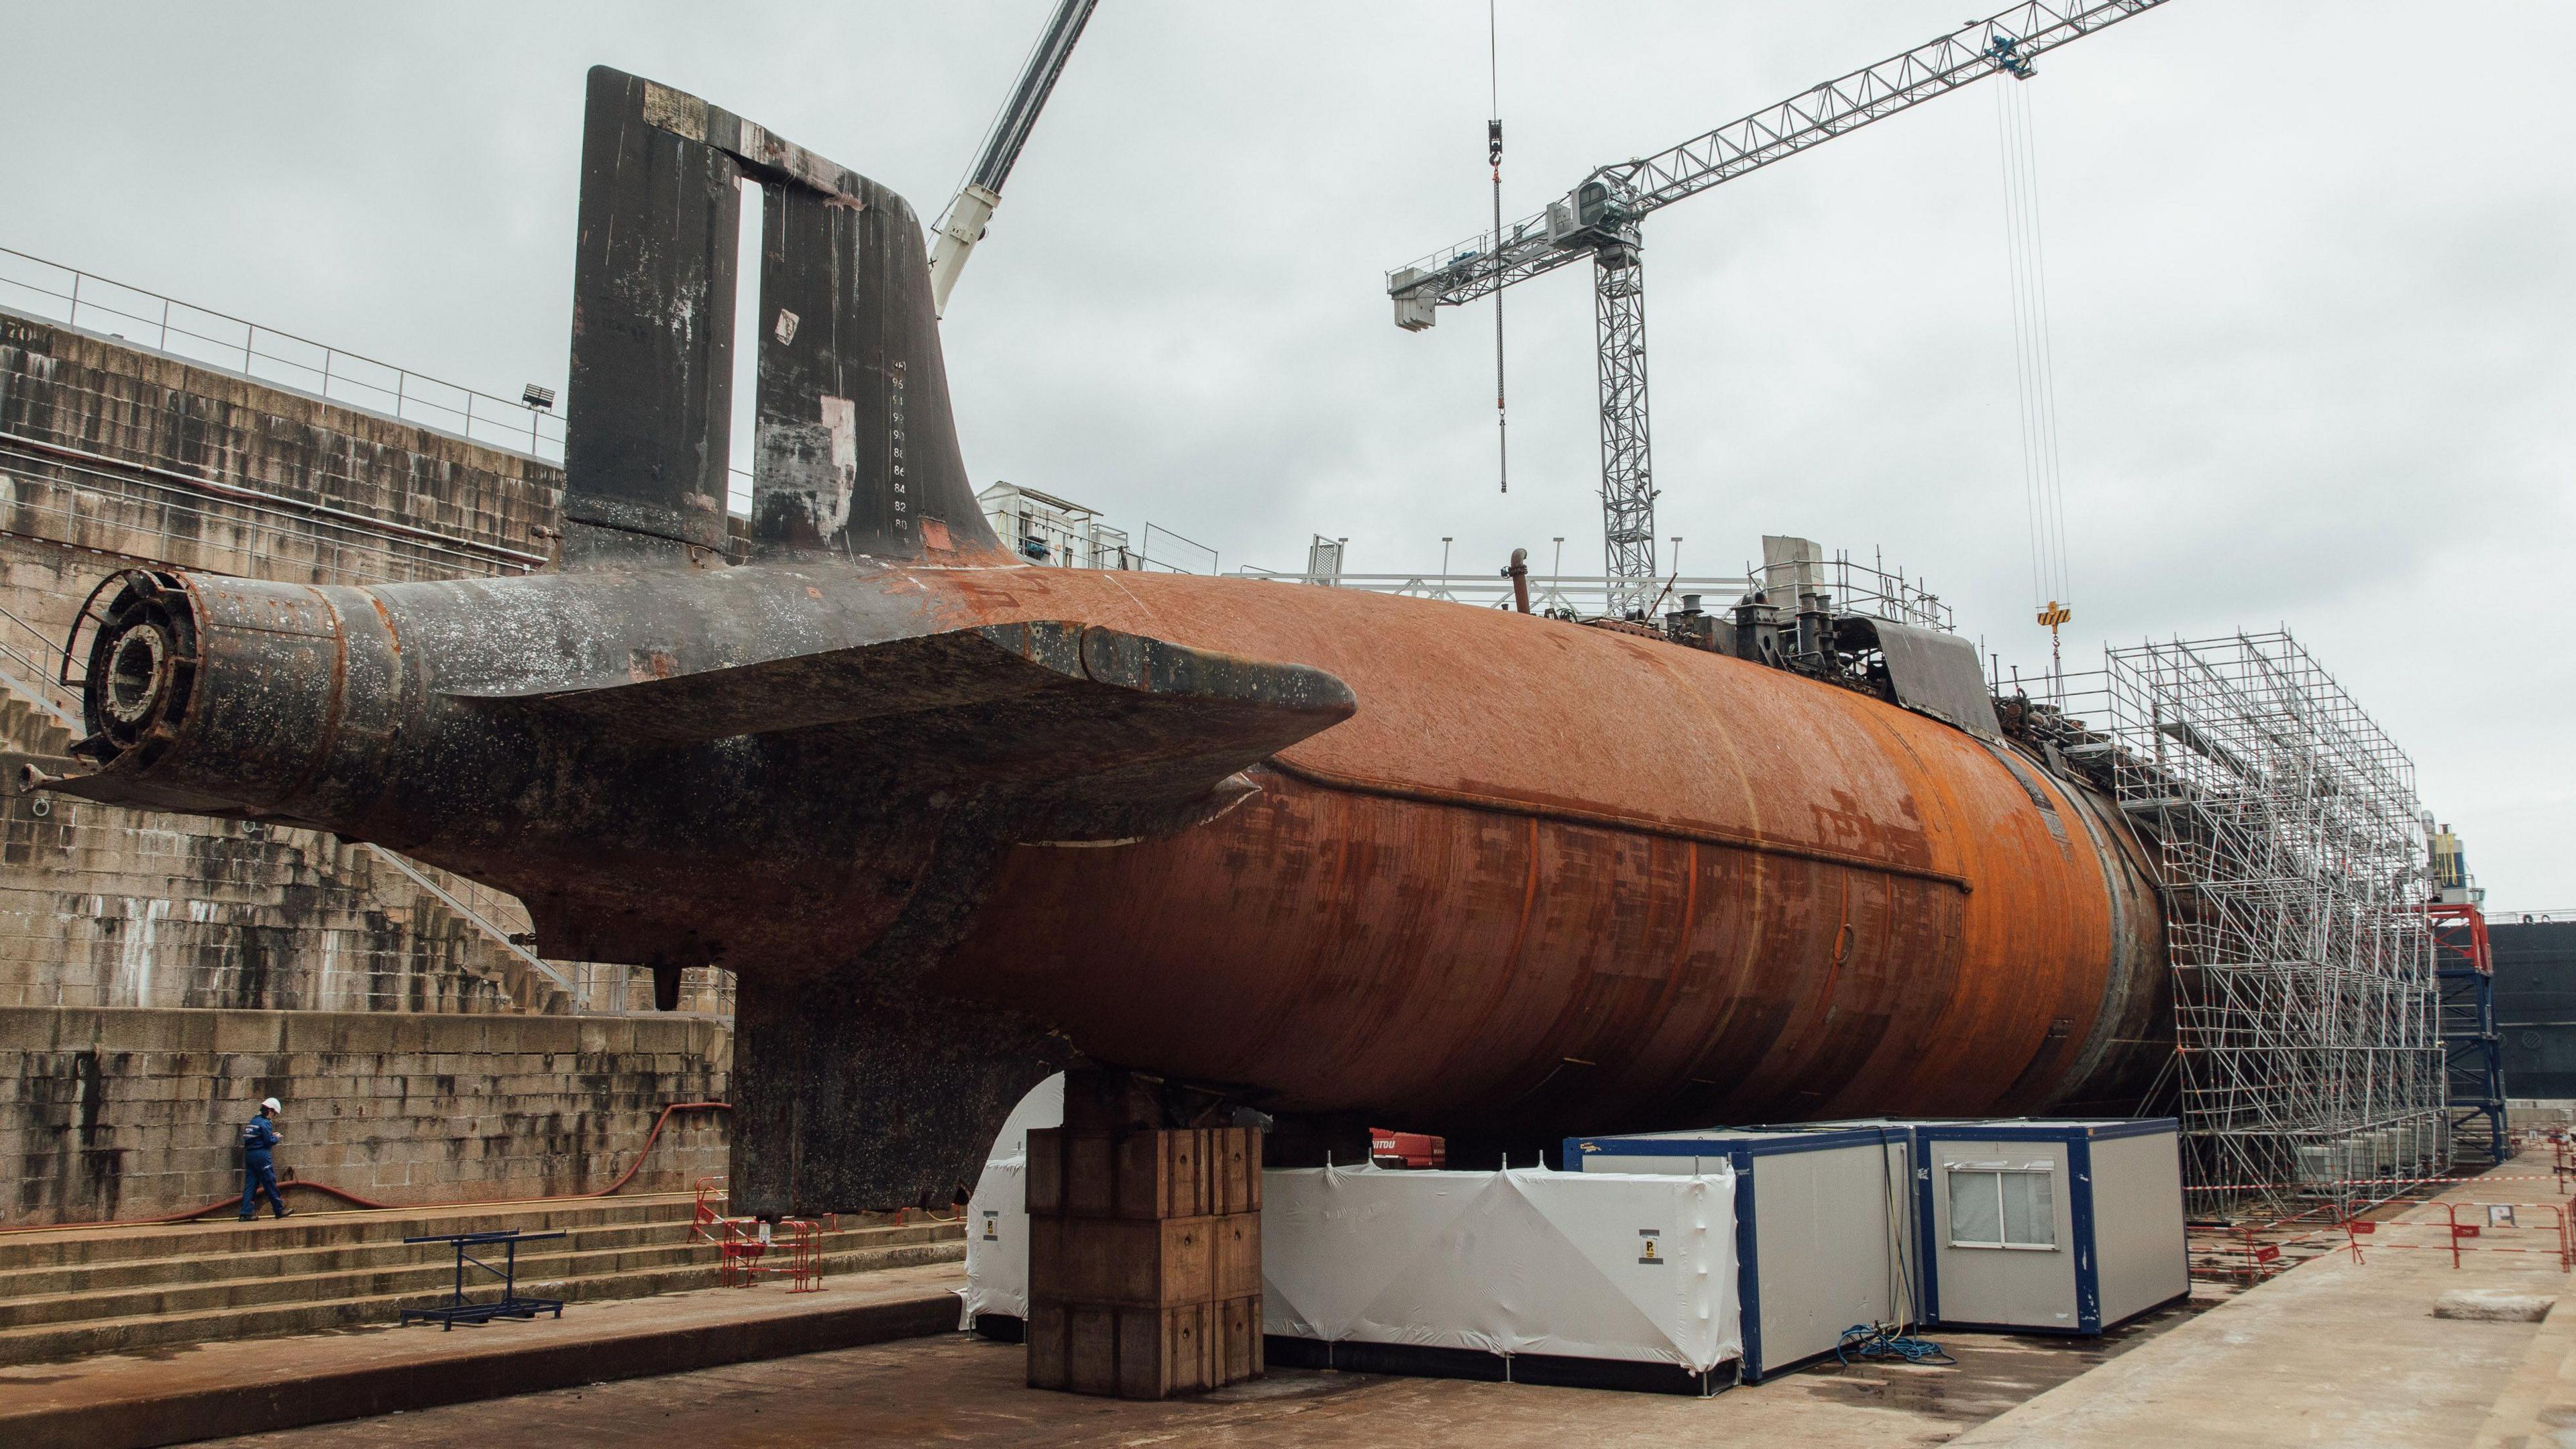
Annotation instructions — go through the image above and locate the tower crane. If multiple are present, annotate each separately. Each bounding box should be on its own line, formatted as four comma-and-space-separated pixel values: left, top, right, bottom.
928, 0, 1099, 318
1386, 0, 2173, 618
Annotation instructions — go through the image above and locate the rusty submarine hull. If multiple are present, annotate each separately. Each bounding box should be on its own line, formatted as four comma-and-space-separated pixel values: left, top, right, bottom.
34, 69, 2169, 1216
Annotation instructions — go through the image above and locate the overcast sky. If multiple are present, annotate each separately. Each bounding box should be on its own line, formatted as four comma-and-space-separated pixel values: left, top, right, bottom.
6, 3, 2569, 907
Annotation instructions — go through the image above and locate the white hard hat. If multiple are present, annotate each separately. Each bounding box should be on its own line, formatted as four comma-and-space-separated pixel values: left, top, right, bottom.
262, 1097, 282, 1112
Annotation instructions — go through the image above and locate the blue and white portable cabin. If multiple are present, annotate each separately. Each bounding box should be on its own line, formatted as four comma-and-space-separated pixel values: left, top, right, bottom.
1899, 1117, 2188, 1337
1564, 1124, 1919, 1384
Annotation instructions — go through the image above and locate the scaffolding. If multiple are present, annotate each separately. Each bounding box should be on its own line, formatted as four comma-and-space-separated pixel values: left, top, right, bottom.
2082, 631, 2445, 1216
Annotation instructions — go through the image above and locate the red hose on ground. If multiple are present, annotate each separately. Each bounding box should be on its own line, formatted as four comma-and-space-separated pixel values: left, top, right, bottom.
0, 1101, 732, 1235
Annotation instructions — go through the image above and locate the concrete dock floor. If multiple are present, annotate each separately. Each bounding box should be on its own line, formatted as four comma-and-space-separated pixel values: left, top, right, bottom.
1951, 1153, 2576, 1447
0, 1262, 966, 1449
186, 1313, 2204, 1448
31, 1151, 2576, 1448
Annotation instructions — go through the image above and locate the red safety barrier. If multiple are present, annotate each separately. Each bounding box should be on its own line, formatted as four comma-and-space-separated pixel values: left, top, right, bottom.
2186, 1224, 2272, 1285
2211, 1227, 2284, 1284
780, 1218, 824, 1293
691, 1176, 727, 1240
691, 1177, 828, 1292
2345, 1201, 2572, 1271
2188, 1199, 2351, 1285
710, 1216, 824, 1291
716, 1219, 769, 1287
689, 1174, 760, 1286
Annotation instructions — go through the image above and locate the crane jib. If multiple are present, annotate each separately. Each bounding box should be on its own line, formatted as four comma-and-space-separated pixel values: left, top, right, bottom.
1385, 0, 2174, 313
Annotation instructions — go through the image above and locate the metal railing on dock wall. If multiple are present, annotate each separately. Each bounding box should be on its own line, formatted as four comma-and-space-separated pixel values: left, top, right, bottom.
0, 246, 566, 462
0, 600, 81, 729
356, 848, 583, 1010
0, 430, 547, 582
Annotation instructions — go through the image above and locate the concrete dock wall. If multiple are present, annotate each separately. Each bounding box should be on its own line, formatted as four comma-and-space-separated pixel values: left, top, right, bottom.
0, 307, 745, 1226
1, 1006, 731, 1224
0, 308, 557, 584
0, 307, 571, 1018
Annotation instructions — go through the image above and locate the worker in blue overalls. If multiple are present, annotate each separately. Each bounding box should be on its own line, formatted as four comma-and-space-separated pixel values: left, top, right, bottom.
237, 1096, 290, 1221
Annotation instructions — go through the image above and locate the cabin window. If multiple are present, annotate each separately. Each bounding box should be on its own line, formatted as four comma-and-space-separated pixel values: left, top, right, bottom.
1946, 1164, 2057, 1250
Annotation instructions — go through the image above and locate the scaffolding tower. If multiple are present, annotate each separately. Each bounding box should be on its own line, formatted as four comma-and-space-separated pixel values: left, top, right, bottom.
2096, 631, 2445, 1216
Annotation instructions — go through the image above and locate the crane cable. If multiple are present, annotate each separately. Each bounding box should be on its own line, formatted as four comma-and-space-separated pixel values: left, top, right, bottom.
1994, 76, 2075, 692
1489, 1, 1509, 494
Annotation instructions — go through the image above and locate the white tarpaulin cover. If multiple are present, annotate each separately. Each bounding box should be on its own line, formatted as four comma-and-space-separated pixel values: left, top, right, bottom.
1263, 1165, 1740, 1373
957, 1073, 1063, 1328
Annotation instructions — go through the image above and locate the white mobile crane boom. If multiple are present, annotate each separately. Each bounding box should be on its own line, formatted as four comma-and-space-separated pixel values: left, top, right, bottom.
928, 0, 1099, 318
1387, 0, 2173, 617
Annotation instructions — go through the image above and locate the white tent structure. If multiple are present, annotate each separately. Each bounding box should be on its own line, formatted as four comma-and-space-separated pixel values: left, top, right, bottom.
1261, 1165, 1740, 1389
957, 1073, 1063, 1330
958, 1079, 1742, 1390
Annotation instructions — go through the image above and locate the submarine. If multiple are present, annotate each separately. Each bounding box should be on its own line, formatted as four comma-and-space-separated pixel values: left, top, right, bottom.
35, 70, 2168, 1217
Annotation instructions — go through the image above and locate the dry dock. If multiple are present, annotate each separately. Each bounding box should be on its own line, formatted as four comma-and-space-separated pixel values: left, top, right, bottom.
0, 1149, 2541, 1448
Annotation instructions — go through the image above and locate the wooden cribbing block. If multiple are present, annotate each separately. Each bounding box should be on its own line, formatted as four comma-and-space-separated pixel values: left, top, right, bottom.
1026, 1127, 1263, 1220
1210, 1210, 1260, 1301
1026, 1293, 1264, 1399
1026, 1211, 1261, 1309
1029, 1214, 1219, 1309
1211, 1127, 1261, 1216
1217, 1291, 1267, 1384
1024, 1120, 1266, 1398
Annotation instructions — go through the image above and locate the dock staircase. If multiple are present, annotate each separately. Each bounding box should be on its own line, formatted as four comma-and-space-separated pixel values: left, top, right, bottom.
0, 682, 76, 765
0, 1193, 966, 1365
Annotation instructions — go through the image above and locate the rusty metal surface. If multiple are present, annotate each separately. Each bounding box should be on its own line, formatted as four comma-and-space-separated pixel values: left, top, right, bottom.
910, 566, 2167, 1132
48, 552, 2166, 1172
28, 66, 2169, 1215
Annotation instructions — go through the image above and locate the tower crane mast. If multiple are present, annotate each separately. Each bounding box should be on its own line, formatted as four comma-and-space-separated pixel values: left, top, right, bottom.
1388, 0, 2172, 617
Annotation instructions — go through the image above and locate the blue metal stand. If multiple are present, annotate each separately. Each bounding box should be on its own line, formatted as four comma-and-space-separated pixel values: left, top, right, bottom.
2426, 902, 2508, 1167
2440, 963, 2508, 1166
398, 1228, 568, 1330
